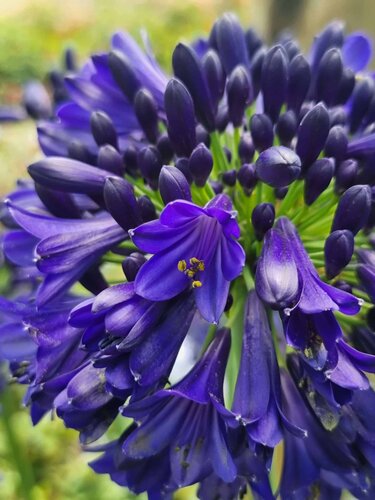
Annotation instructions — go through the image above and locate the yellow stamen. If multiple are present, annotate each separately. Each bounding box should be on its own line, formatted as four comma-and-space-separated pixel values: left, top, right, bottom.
177, 260, 187, 272
192, 280, 202, 288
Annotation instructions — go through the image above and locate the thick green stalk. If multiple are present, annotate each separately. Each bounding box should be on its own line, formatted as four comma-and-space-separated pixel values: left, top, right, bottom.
210, 130, 229, 174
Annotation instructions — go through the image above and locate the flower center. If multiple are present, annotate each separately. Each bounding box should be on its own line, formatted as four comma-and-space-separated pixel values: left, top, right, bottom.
177, 257, 205, 288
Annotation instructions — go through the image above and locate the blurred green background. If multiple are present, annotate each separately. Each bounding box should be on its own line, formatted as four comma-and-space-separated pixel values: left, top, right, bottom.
0, 0, 374, 498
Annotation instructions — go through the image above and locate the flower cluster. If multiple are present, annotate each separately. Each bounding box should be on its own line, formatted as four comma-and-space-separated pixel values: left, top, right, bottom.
2, 13, 375, 499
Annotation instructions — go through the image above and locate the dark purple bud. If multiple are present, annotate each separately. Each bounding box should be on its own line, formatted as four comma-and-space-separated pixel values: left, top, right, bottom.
137, 146, 163, 188
295, 103, 330, 169
195, 124, 210, 147
255, 146, 301, 188
23, 81, 52, 120
350, 77, 375, 133
335, 159, 358, 193
324, 230, 354, 279
49, 70, 68, 104
316, 48, 343, 106
222, 169, 237, 187
238, 132, 255, 163
304, 157, 334, 205
138, 195, 157, 222
238, 163, 257, 192
210, 180, 223, 194
175, 157, 193, 184
224, 293, 234, 312
202, 49, 225, 107
250, 113, 274, 152
158, 165, 192, 205
261, 45, 288, 122
250, 46, 266, 98
310, 21, 344, 71
164, 78, 196, 157
255, 228, 299, 309
156, 133, 174, 164
35, 184, 80, 219
275, 186, 288, 199
245, 28, 263, 58
173, 43, 215, 131
134, 88, 159, 143
276, 110, 297, 145
188, 143, 213, 187
251, 203, 275, 240
123, 145, 138, 175
68, 140, 92, 164
329, 106, 347, 127
324, 125, 348, 162
331, 184, 372, 235
108, 50, 140, 102
283, 39, 300, 60
287, 54, 311, 113
336, 67, 355, 104
97, 145, 124, 176
215, 104, 229, 132
122, 252, 147, 282
215, 13, 249, 74
227, 66, 252, 127
28, 157, 112, 195
64, 47, 77, 72
103, 177, 142, 231
90, 111, 118, 149
223, 146, 232, 163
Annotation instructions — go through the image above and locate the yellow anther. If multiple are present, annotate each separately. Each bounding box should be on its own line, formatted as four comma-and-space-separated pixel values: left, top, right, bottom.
190, 257, 200, 265
192, 280, 202, 288
186, 270, 195, 278
177, 260, 187, 272
197, 261, 205, 271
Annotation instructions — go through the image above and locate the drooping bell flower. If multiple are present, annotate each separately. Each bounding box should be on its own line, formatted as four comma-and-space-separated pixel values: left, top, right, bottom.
130, 195, 245, 323
121, 328, 237, 487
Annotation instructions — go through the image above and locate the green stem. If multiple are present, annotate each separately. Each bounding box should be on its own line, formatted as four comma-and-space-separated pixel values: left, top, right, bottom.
1, 387, 34, 500
277, 181, 303, 217
210, 131, 229, 174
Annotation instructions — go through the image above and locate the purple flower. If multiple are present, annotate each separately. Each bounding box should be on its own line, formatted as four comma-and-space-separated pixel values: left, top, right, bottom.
121, 328, 237, 487
130, 194, 245, 323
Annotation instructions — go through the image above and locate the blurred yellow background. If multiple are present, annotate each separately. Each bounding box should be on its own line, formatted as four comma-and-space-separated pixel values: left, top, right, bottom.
0, 1, 372, 498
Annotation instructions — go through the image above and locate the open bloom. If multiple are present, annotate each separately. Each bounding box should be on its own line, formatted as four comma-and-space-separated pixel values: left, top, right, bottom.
131, 194, 245, 323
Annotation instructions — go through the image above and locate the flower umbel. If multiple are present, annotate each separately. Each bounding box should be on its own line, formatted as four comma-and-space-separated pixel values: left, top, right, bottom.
2, 13, 375, 500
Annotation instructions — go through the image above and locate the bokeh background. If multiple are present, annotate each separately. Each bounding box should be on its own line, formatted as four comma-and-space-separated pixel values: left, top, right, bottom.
0, 0, 374, 498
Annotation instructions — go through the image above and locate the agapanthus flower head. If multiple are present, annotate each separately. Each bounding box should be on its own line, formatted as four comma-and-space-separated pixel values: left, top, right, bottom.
3, 12, 375, 499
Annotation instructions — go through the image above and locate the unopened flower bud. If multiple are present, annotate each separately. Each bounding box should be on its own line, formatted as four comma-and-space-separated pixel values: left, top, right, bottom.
276, 110, 298, 145
227, 66, 252, 127
324, 230, 354, 279
296, 103, 330, 169
287, 54, 311, 113
108, 50, 141, 102
316, 48, 343, 106
222, 169, 237, 187
97, 145, 124, 176
157, 133, 175, 164
189, 143, 213, 187
304, 158, 334, 205
237, 163, 257, 193
138, 146, 163, 188
122, 252, 147, 282
335, 159, 358, 193
324, 125, 348, 162
173, 43, 215, 131
331, 184, 372, 235
261, 45, 288, 122
138, 195, 157, 222
164, 78, 196, 157
134, 88, 159, 143
103, 177, 142, 231
90, 111, 118, 149
250, 113, 274, 152
251, 203, 275, 240
255, 146, 301, 188
238, 133, 255, 163
158, 165, 192, 205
